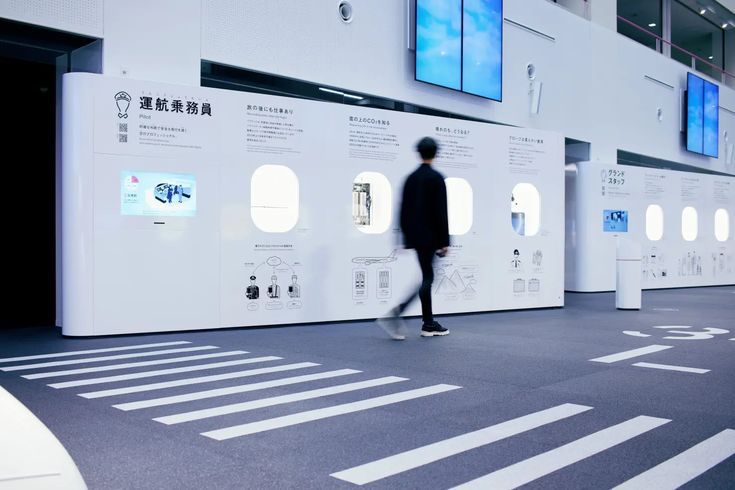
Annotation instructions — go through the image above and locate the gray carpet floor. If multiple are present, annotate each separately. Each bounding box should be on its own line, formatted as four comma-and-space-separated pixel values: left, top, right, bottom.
0, 288, 733, 489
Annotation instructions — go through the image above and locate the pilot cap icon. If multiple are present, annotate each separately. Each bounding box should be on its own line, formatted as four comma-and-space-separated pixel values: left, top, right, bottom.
115, 91, 132, 118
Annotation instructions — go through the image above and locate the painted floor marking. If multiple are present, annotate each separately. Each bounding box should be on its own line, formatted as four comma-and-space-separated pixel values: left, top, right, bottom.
0, 341, 191, 363
589, 345, 672, 364
450, 416, 671, 490
155, 376, 409, 425
330, 403, 593, 486
201, 384, 461, 440
613, 429, 735, 490
0, 346, 220, 371
47, 356, 281, 389
77, 361, 312, 398
632, 362, 709, 374
23, 351, 248, 380
113, 369, 362, 411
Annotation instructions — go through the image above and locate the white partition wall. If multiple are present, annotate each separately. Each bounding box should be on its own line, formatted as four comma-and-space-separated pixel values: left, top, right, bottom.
62, 73, 564, 336
566, 161, 735, 292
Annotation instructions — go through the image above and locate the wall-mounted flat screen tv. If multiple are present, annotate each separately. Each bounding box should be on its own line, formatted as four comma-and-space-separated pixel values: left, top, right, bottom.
415, 0, 503, 101
686, 72, 719, 158
603, 209, 628, 233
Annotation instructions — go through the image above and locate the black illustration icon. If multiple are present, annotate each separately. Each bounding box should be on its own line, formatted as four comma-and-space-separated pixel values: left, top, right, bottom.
115, 91, 132, 119
246, 275, 259, 300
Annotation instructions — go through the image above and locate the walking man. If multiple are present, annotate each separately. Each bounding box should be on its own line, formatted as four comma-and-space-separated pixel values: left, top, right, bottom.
377, 137, 450, 340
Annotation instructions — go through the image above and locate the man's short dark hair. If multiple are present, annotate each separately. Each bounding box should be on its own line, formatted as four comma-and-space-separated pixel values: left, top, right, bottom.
416, 137, 438, 161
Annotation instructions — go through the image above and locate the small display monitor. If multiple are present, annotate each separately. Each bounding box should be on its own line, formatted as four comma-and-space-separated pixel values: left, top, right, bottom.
603, 209, 628, 232
121, 171, 196, 217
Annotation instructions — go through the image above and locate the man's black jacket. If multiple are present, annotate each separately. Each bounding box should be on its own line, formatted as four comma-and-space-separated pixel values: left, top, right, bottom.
399, 164, 450, 250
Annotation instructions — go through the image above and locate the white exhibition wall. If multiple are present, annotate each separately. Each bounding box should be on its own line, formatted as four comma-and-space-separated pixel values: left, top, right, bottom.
566, 161, 735, 292
62, 73, 564, 336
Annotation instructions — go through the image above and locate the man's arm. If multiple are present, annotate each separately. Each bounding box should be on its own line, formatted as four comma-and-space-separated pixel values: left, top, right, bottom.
435, 176, 450, 252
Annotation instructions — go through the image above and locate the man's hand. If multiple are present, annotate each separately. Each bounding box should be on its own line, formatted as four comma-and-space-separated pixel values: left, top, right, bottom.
436, 247, 448, 257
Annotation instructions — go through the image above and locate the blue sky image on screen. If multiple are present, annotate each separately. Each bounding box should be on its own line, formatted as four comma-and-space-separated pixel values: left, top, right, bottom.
416, 0, 462, 91
703, 80, 719, 157
462, 0, 503, 100
687, 73, 704, 154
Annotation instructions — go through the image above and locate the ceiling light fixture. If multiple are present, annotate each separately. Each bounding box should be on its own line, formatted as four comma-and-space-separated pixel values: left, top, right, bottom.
709, 55, 714, 59
723, 23, 728, 29
648, 22, 656, 27
700, 8, 706, 14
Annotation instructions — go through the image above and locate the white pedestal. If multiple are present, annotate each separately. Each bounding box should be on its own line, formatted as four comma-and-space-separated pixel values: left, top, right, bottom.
616, 238, 642, 310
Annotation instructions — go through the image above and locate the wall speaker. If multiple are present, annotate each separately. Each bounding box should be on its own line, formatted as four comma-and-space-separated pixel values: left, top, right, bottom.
339, 1, 353, 23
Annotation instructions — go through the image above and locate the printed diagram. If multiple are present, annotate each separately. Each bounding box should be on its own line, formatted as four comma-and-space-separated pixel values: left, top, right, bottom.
510, 249, 523, 270
642, 247, 667, 280
513, 278, 525, 293
711, 248, 732, 277
532, 249, 543, 267
352, 250, 398, 266
245, 256, 302, 311
677, 251, 702, 277
351, 251, 396, 301
434, 264, 478, 300
528, 278, 541, 293
352, 269, 368, 300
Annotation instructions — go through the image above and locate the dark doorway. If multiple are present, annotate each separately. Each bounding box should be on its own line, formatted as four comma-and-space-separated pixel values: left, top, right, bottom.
0, 56, 56, 328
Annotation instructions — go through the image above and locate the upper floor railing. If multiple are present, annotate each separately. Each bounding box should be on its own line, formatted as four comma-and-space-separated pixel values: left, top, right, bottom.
617, 15, 735, 87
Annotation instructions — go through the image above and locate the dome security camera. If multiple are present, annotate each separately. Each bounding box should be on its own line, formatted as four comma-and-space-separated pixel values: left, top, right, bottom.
526, 63, 536, 81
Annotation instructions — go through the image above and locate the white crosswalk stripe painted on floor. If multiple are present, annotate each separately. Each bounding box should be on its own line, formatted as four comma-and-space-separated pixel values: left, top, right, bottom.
589, 345, 673, 364
0, 346, 221, 371
77, 361, 315, 398
23, 351, 249, 380
202, 384, 462, 440
112, 369, 362, 410
155, 376, 408, 425
49, 356, 282, 389
632, 362, 709, 374
613, 429, 735, 490
0, 341, 192, 363
330, 403, 593, 485
450, 415, 671, 490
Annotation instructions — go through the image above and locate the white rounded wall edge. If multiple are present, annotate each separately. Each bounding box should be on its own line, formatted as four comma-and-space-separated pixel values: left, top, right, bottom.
61, 73, 96, 336
0, 386, 86, 489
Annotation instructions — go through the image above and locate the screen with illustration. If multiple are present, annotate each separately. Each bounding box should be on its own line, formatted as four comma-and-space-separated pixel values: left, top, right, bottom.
603, 209, 628, 232
121, 171, 196, 217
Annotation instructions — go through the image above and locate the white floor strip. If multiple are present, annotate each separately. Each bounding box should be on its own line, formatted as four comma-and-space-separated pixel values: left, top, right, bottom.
613, 429, 735, 490
23, 351, 248, 380
331, 403, 593, 485
450, 415, 671, 490
632, 362, 709, 374
155, 376, 408, 425
48, 356, 281, 389
113, 369, 362, 411
1, 346, 220, 372
589, 345, 673, 364
0, 341, 191, 363
78, 361, 313, 398
202, 384, 461, 440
